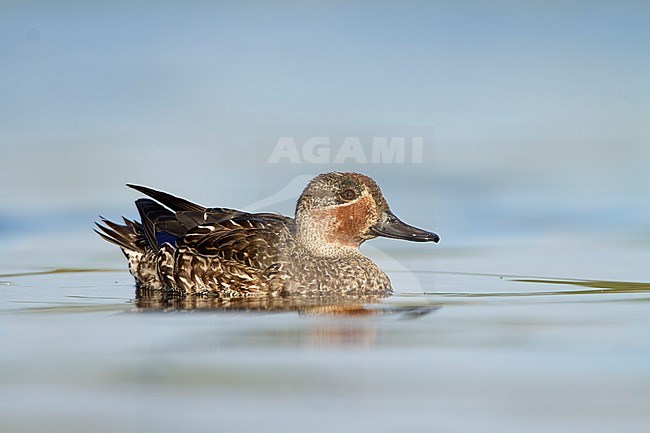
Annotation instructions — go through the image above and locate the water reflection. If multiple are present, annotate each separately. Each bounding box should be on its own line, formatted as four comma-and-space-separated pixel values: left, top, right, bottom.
131, 290, 441, 348
133, 288, 440, 317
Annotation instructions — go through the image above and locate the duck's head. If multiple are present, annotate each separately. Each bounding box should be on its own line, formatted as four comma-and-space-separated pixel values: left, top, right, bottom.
295, 172, 439, 257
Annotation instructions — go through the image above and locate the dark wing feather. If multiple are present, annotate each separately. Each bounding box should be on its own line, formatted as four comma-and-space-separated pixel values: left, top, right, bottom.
126, 184, 288, 230
175, 209, 293, 232
174, 209, 244, 231
128, 184, 295, 264
178, 217, 293, 270
127, 184, 206, 212
134, 199, 184, 251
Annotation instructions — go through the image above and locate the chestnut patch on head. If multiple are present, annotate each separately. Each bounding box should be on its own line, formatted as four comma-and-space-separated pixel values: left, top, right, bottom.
330, 194, 376, 246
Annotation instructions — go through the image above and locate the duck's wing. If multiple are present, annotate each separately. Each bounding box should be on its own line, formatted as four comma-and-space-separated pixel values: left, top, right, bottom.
127, 184, 288, 232
134, 199, 186, 250
176, 209, 291, 230
130, 185, 294, 266
127, 184, 206, 212
177, 215, 295, 271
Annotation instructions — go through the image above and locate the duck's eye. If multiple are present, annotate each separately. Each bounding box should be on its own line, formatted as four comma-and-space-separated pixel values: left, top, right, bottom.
340, 189, 357, 201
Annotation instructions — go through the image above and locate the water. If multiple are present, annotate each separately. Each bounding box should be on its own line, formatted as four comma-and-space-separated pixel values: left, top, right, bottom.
1, 218, 648, 433
1, 162, 649, 433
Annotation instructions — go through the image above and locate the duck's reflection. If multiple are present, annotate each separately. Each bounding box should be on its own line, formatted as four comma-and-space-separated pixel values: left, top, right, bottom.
133, 289, 439, 348
134, 288, 439, 317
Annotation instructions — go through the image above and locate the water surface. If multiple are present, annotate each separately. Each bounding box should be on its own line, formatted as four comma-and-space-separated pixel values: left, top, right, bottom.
1, 224, 648, 433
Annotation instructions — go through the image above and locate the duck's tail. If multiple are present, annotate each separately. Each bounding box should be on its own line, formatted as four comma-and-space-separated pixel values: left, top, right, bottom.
95, 217, 148, 254
95, 217, 165, 290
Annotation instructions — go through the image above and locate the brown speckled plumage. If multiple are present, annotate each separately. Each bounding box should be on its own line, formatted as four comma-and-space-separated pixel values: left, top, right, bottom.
96, 172, 439, 297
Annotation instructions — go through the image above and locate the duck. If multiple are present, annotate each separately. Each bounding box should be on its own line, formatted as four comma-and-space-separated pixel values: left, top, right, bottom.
96, 172, 439, 297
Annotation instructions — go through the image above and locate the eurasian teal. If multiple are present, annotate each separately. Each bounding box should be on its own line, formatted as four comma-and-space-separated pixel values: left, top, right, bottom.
96, 172, 439, 297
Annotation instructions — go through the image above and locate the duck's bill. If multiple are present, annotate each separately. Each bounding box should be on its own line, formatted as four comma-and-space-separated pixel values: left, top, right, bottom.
370, 210, 440, 243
